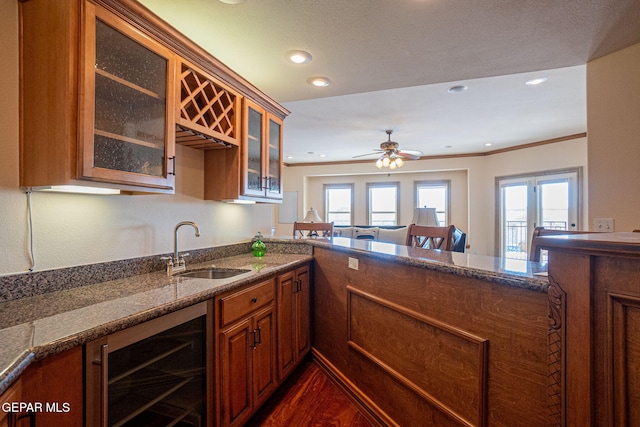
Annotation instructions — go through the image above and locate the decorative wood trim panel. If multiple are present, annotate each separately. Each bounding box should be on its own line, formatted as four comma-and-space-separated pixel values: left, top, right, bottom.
346, 286, 488, 427
547, 275, 566, 427
607, 291, 640, 427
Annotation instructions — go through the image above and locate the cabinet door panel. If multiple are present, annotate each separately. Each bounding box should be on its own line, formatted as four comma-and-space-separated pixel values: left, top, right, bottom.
277, 271, 296, 379
296, 266, 311, 358
79, 3, 175, 190
252, 307, 277, 408
220, 319, 252, 427
243, 100, 265, 197
266, 115, 283, 199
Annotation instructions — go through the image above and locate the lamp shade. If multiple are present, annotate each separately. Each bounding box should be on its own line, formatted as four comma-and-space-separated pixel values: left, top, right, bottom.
302, 207, 323, 223
411, 207, 440, 226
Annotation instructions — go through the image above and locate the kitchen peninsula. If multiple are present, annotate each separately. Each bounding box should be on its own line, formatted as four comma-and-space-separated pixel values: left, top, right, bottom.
2, 234, 637, 426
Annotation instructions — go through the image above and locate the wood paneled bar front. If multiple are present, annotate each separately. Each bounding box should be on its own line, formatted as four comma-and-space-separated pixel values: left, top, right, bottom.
309, 239, 550, 426
537, 232, 640, 427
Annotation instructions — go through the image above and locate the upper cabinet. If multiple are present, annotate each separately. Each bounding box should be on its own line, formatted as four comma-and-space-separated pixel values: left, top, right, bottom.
80, 3, 177, 191
20, 0, 177, 193
175, 59, 242, 149
242, 99, 284, 201
19, 0, 287, 198
203, 99, 285, 203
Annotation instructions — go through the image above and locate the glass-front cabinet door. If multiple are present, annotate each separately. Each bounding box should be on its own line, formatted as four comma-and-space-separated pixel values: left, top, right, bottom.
242, 99, 283, 200
79, 4, 176, 191
243, 100, 265, 197
266, 115, 283, 199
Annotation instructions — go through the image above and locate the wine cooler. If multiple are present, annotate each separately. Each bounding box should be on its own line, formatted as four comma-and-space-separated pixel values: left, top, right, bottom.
86, 302, 211, 427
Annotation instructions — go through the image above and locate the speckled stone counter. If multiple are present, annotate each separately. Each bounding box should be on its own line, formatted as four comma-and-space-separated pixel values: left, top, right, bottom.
0, 236, 548, 395
0, 250, 312, 394
266, 236, 549, 292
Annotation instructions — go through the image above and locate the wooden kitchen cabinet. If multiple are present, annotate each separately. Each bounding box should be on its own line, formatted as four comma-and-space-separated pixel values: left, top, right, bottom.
277, 265, 311, 380
175, 59, 242, 149
20, 347, 83, 427
20, 0, 176, 193
217, 279, 277, 427
0, 379, 22, 427
204, 98, 285, 203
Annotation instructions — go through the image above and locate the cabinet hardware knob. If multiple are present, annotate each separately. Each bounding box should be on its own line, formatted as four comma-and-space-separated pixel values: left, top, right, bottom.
251, 297, 258, 303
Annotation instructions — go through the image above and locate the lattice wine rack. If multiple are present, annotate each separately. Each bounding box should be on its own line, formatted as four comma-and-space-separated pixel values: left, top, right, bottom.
176, 63, 240, 149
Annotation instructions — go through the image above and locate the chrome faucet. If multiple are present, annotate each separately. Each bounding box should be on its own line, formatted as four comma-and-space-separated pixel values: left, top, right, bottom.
163, 221, 200, 275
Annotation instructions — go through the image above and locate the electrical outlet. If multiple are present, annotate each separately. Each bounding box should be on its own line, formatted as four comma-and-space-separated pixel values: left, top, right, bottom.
594, 218, 614, 232
348, 257, 359, 270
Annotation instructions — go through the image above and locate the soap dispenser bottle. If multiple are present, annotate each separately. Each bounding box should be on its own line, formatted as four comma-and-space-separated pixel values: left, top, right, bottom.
252, 232, 266, 257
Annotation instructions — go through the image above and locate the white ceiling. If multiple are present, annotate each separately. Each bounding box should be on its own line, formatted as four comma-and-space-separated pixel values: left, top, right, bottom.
140, 0, 640, 163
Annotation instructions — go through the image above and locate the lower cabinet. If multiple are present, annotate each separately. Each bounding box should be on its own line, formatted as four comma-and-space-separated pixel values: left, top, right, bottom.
277, 265, 311, 380
218, 279, 277, 427
0, 379, 21, 427
19, 347, 83, 427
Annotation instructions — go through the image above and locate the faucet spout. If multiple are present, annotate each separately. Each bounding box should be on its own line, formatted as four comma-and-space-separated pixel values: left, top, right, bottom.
174, 221, 200, 261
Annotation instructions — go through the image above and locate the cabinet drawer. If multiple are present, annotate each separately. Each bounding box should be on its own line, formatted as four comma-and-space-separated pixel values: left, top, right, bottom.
220, 279, 275, 327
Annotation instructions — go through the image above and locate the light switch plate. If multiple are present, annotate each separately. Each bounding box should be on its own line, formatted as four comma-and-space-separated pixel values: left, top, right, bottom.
348, 257, 359, 270
594, 218, 614, 232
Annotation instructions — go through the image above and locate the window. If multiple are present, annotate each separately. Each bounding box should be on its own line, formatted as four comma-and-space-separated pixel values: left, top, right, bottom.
324, 184, 353, 225
497, 169, 580, 260
414, 181, 450, 226
367, 182, 399, 225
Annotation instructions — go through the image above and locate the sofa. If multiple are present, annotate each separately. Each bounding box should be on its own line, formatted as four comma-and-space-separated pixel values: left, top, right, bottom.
334, 225, 466, 252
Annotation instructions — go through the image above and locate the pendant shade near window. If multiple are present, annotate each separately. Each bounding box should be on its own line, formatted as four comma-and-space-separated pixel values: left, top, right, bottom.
411, 207, 440, 226
302, 207, 323, 223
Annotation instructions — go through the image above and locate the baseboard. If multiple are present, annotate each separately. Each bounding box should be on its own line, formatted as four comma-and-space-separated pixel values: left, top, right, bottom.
311, 348, 398, 427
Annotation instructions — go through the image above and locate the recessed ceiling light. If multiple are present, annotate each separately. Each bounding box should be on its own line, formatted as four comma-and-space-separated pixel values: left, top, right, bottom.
484, 142, 493, 147
218, 0, 246, 4
319, 154, 326, 158
525, 77, 548, 86
307, 77, 331, 87
447, 85, 468, 93
286, 155, 293, 159
286, 50, 312, 64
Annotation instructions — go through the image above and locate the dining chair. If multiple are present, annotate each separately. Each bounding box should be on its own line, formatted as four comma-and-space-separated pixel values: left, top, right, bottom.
529, 226, 595, 262
405, 224, 455, 250
292, 222, 334, 238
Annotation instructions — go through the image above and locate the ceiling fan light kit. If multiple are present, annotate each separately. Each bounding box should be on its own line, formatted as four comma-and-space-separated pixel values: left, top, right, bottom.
355, 130, 422, 169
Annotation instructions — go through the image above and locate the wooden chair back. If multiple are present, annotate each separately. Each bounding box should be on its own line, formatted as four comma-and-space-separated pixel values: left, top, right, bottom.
405, 224, 455, 251
293, 222, 334, 238
529, 226, 595, 262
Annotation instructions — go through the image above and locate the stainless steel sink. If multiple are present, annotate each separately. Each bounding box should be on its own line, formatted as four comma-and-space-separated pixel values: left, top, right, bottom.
177, 268, 251, 279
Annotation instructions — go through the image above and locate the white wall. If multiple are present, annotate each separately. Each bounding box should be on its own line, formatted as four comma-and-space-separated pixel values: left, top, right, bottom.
279, 137, 588, 256
0, 1, 273, 276
587, 42, 640, 231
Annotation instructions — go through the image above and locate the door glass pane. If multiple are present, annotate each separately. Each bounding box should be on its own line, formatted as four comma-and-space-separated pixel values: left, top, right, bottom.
107, 316, 206, 426
539, 181, 569, 230
267, 119, 281, 194
503, 184, 528, 260
247, 107, 263, 191
94, 20, 166, 176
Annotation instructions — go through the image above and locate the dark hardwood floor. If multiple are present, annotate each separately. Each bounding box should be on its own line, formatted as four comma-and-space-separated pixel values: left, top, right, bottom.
247, 360, 373, 426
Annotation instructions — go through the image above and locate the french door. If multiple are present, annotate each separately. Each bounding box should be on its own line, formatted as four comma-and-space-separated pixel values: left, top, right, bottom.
498, 170, 580, 260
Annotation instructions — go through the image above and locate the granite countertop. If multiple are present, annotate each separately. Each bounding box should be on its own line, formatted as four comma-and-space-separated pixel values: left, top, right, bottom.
0, 251, 312, 394
0, 237, 550, 395
266, 236, 549, 292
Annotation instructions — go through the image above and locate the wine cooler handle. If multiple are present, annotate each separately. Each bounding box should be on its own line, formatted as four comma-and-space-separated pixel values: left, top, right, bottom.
101, 344, 109, 427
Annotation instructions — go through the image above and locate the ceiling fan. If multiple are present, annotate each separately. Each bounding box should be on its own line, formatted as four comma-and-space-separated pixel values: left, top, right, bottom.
353, 130, 423, 169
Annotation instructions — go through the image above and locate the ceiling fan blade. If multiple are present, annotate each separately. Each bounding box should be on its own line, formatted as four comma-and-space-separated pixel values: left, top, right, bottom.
397, 149, 423, 160
352, 150, 384, 159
